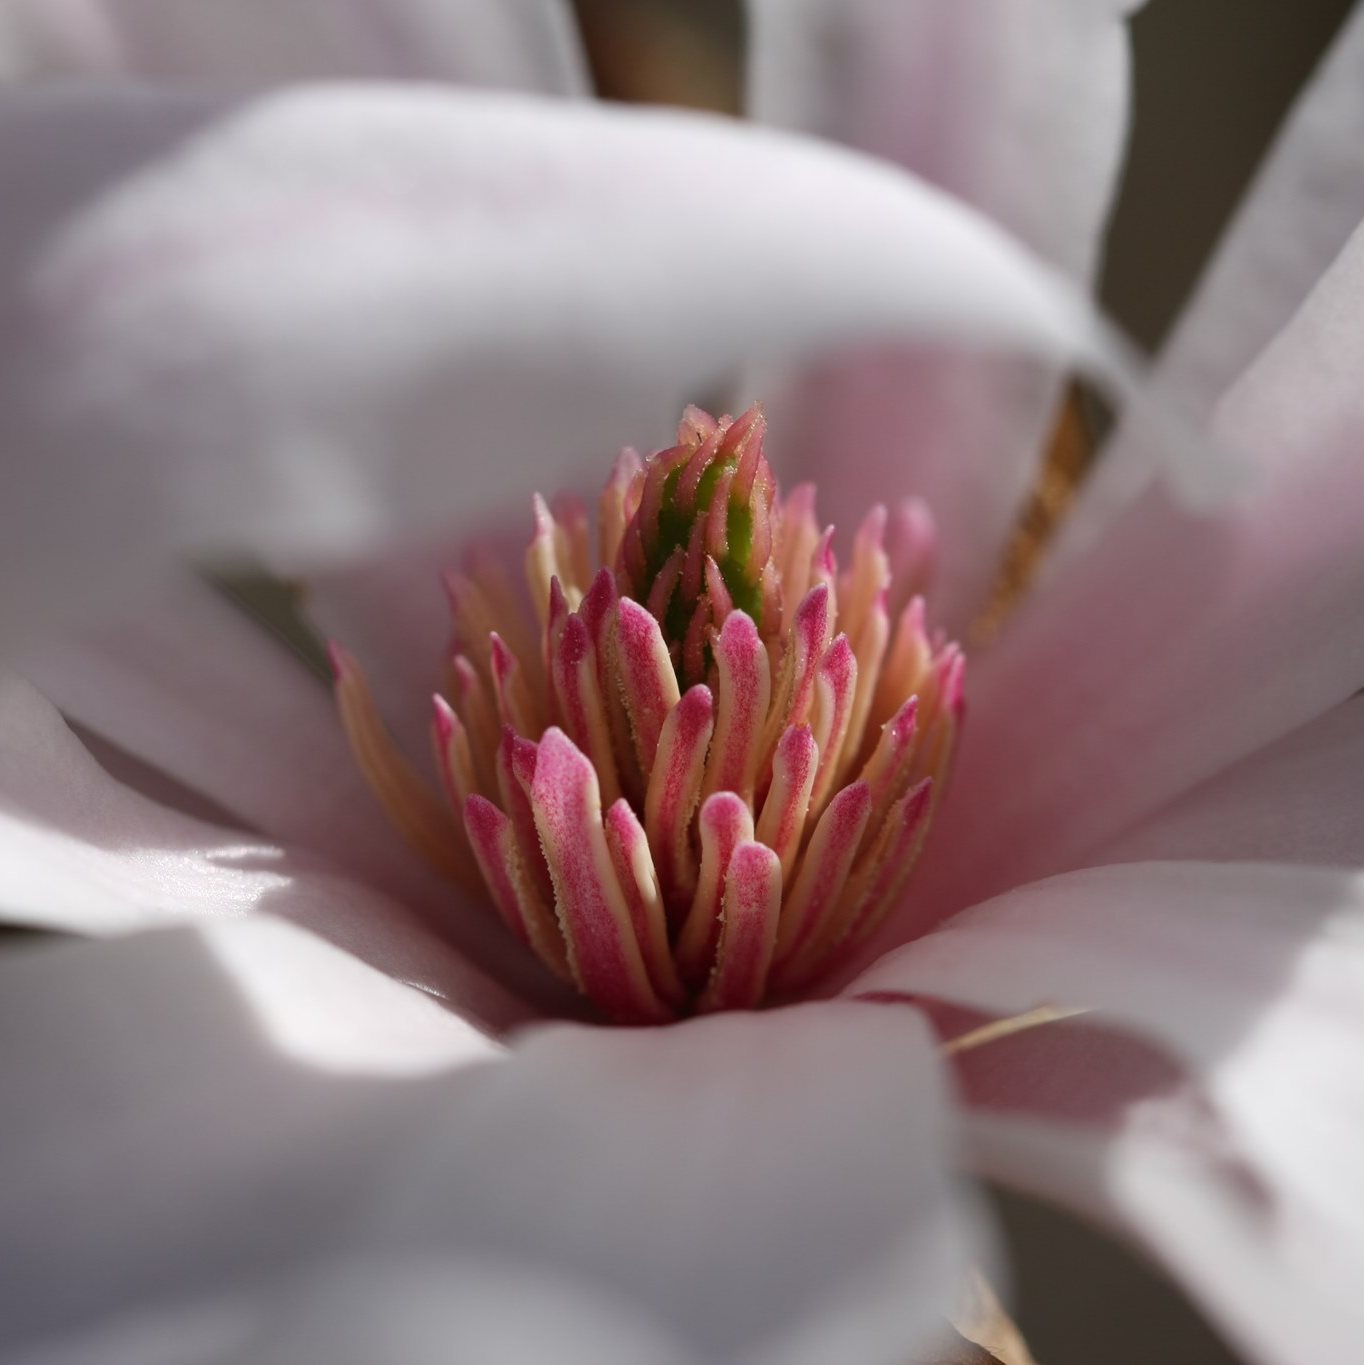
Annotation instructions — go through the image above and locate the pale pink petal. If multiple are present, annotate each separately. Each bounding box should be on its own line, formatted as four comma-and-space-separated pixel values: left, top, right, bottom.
916, 218, 1364, 917
251, 1259, 699, 1365
18, 582, 569, 1010
853, 860, 1364, 1365
2, 1268, 687, 1365
0, 670, 532, 1027
22, 573, 452, 914
0, 0, 587, 93
0, 919, 496, 1362
1096, 693, 1364, 868
747, 0, 1138, 627
0, 84, 1124, 645
1, 921, 982, 1365
749, 0, 1137, 272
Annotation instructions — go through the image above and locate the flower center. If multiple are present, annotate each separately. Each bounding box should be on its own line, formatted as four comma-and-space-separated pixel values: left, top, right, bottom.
616, 404, 779, 686
332, 403, 964, 1023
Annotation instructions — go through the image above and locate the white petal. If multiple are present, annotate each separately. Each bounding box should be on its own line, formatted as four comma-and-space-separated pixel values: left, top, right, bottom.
0, 921, 982, 1365
22, 573, 584, 1013
853, 859, 1364, 1365
746, 0, 1138, 627
0, 84, 1125, 647
0, 0, 587, 94
5, 1270, 685, 1365
0, 669, 530, 1027
22, 572, 450, 913
1096, 693, 1364, 868
245, 1259, 694, 1365
749, 0, 1139, 273
915, 216, 1364, 917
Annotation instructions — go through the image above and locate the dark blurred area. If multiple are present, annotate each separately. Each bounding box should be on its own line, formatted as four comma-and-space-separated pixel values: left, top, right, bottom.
992, 1188, 1237, 1364
573, 0, 744, 111
569, 2, 1356, 1362
1107, 0, 1355, 348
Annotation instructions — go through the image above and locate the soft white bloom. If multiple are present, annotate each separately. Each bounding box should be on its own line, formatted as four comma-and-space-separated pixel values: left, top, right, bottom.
2, 3, 1363, 1363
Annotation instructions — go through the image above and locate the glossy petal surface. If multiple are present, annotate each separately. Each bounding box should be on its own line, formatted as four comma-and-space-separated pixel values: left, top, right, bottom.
748, 0, 1139, 627
23, 576, 461, 923
1096, 694, 1364, 869
0, 923, 981, 1365
0, 670, 524, 1027
854, 860, 1364, 1365
0, 84, 1121, 644
918, 216, 1364, 919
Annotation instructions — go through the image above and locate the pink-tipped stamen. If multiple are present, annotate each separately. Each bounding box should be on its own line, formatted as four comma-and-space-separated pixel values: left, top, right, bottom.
531, 728, 670, 1024
808, 633, 858, 815
489, 632, 541, 737
697, 841, 783, 1013
614, 597, 682, 775
432, 692, 478, 816
702, 610, 771, 805
604, 797, 687, 1007
333, 402, 964, 1020
755, 723, 818, 883
676, 791, 754, 985
495, 727, 556, 909
463, 792, 569, 982
772, 779, 872, 976
599, 447, 644, 570
644, 683, 715, 917
550, 611, 619, 809
450, 654, 499, 796
331, 644, 475, 887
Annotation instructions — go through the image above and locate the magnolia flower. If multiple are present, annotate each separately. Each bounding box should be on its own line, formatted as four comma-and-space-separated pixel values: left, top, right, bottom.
2, 3, 1363, 1364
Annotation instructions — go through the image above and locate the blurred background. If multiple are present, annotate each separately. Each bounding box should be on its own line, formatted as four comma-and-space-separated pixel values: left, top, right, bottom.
568, 1, 1356, 1361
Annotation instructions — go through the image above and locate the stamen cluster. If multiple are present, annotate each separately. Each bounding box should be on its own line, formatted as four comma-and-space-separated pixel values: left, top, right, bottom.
334, 405, 963, 1023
